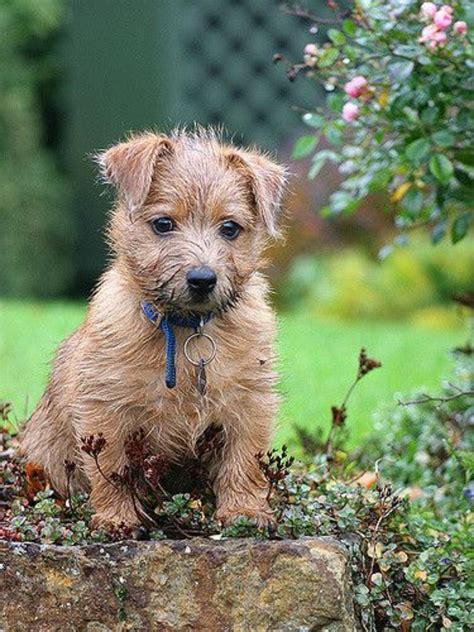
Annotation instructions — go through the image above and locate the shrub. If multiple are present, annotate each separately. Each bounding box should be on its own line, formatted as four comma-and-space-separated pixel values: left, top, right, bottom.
0, 0, 73, 296
280, 0, 473, 247
280, 236, 473, 322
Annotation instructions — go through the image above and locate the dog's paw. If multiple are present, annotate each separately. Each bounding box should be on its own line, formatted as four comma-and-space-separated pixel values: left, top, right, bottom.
216, 507, 276, 530
90, 512, 141, 533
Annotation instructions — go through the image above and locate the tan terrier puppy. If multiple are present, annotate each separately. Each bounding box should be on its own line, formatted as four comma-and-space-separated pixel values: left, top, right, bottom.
20, 128, 287, 528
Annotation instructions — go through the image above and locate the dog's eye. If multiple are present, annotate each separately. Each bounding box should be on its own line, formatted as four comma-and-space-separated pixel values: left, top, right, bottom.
219, 220, 241, 241
151, 217, 175, 235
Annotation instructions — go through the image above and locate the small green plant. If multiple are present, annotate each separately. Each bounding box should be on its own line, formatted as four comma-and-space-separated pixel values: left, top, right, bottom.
1, 343, 472, 630
279, 0, 473, 247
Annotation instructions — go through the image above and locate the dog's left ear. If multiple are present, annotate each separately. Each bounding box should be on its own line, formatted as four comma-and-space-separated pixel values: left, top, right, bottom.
225, 149, 287, 238
96, 132, 173, 212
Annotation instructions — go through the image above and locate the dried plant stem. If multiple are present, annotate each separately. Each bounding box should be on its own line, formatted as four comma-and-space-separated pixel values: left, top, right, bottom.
92, 455, 120, 491
398, 388, 474, 407
281, 3, 343, 24
325, 349, 381, 458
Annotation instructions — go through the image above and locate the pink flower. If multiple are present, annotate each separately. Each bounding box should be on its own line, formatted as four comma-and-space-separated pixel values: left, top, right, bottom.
342, 102, 360, 122
420, 23, 439, 42
453, 20, 468, 34
433, 7, 453, 29
304, 44, 318, 67
433, 29, 448, 43
419, 23, 448, 47
304, 44, 318, 56
344, 76, 368, 98
421, 2, 437, 19
430, 29, 448, 47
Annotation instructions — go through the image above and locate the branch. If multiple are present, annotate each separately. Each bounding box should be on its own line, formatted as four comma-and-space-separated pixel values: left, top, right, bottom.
281, 4, 342, 25
398, 388, 474, 407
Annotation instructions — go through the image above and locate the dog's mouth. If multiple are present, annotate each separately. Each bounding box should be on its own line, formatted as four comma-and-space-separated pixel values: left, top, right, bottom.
149, 286, 242, 319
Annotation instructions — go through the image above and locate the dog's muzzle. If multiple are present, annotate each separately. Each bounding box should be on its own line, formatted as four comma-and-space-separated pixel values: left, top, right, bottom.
186, 266, 217, 299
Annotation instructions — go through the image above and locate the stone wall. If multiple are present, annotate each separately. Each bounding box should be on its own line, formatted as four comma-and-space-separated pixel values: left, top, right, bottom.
0, 536, 358, 631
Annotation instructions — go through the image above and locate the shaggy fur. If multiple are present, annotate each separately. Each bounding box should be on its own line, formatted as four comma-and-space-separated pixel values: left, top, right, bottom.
20, 128, 287, 528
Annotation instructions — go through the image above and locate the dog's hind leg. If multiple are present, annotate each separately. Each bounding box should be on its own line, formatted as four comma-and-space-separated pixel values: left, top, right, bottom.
20, 388, 88, 496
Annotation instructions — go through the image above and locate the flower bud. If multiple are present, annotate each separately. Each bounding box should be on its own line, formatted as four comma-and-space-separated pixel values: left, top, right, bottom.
434, 7, 453, 30
342, 102, 360, 122
420, 2, 437, 19
453, 20, 468, 34
344, 76, 368, 98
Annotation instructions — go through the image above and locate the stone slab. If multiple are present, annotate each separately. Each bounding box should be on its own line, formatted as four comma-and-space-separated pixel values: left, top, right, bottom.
0, 536, 357, 631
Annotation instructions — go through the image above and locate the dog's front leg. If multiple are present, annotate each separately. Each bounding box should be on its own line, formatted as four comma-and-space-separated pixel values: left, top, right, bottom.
78, 412, 144, 529
214, 408, 275, 528
87, 464, 142, 530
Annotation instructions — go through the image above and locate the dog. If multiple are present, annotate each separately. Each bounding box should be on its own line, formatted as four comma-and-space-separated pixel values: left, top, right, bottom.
20, 128, 287, 528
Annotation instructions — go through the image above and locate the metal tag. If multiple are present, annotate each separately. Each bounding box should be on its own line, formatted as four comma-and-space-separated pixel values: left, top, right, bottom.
196, 358, 207, 396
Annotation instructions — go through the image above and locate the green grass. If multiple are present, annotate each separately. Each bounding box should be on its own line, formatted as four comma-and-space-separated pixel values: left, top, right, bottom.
0, 300, 463, 448
277, 311, 462, 448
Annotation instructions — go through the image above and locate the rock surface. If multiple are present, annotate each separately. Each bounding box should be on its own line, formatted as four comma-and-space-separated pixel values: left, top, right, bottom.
0, 536, 357, 631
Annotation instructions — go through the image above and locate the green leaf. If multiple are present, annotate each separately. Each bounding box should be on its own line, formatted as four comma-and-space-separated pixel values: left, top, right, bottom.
328, 29, 346, 46
406, 139, 430, 164
308, 150, 338, 179
327, 93, 343, 113
320, 205, 332, 218
455, 149, 474, 166
319, 48, 339, 68
389, 60, 414, 82
451, 184, 474, 203
325, 124, 343, 146
291, 135, 317, 160
393, 45, 418, 58
454, 169, 472, 186
432, 130, 455, 147
329, 191, 361, 215
302, 113, 325, 128
451, 212, 472, 244
378, 244, 394, 260
403, 107, 419, 124
369, 169, 391, 192
374, 129, 385, 144
429, 154, 454, 185
402, 189, 424, 214
342, 19, 357, 37
421, 106, 440, 125
431, 220, 448, 244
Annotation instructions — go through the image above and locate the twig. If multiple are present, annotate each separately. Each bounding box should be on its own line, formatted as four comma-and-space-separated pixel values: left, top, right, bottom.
281, 4, 342, 25
398, 388, 474, 407
367, 496, 400, 581
92, 455, 120, 491
325, 349, 381, 457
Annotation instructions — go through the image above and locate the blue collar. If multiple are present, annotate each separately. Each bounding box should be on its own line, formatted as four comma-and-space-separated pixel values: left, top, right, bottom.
141, 302, 213, 388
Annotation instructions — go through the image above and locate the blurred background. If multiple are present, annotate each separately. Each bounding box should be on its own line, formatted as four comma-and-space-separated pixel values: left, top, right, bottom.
1, 0, 472, 448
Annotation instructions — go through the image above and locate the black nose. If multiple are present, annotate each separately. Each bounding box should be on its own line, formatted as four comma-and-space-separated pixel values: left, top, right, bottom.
186, 266, 217, 295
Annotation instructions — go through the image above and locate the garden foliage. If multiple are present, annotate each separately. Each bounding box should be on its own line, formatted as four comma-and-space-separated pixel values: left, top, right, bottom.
281, 236, 474, 322
1, 345, 472, 630
0, 0, 72, 296
283, 0, 474, 247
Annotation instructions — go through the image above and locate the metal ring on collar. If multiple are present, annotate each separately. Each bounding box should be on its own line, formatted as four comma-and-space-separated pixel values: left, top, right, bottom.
183, 332, 217, 367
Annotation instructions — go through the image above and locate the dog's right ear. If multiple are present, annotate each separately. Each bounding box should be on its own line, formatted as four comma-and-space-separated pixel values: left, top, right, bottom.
95, 132, 173, 212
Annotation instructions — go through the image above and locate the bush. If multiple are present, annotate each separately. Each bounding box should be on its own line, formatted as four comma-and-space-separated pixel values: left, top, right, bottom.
1, 345, 472, 630
280, 237, 474, 322
281, 0, 473, 246
0, 0, 73, 296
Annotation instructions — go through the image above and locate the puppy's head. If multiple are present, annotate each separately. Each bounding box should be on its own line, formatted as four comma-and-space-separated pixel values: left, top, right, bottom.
97, 129, 287, 315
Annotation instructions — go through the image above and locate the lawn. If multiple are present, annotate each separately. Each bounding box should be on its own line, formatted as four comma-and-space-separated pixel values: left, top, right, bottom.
0, 300, 464, 449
